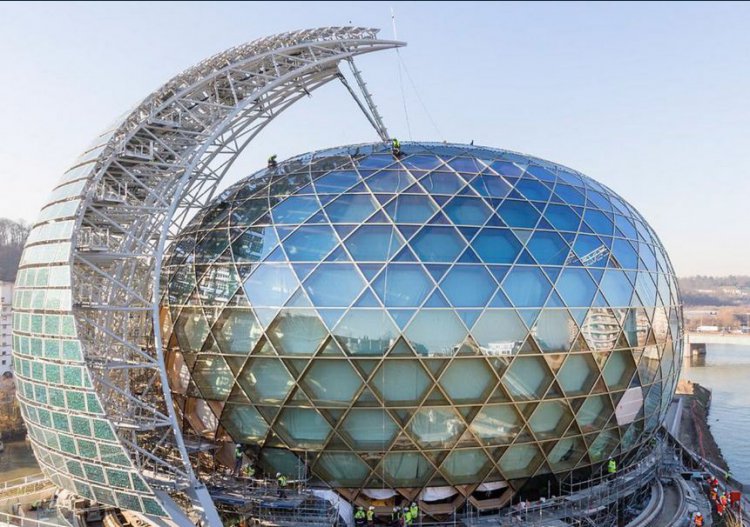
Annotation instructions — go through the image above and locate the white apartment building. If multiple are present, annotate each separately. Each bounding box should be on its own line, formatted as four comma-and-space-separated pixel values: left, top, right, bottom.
0, 281, 12, 375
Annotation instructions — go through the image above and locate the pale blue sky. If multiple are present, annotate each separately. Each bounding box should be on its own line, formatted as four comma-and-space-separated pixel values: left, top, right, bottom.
0, 1, 747, 276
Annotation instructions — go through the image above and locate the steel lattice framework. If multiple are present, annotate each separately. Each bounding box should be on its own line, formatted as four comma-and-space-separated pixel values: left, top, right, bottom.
12, 27, 403, 526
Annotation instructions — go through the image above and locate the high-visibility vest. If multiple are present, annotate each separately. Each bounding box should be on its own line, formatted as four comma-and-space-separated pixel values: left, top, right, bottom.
277, 475, 287, 487
235, 447, 242, 459
392, 139, 400, 149
410, 505, 418, 519
403, 510, 412, 525
366, 510, 374, 521
607, 459, 616, 473
355, 509, 366, 520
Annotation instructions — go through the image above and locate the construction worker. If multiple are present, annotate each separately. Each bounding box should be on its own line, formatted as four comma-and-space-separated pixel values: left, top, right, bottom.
694, 512, 704, 526
354, 506, 366, 527
390, 506, 400, 527
268, 154, 278, 169
241, 463, 255, 478
233, 444, 243, 476
607, 458, 617, 476
402, 506, 412, 527
391, 138, 402, 157
366, 506, 375, 526
409, 502, 419, 524
276, 472, 288, 498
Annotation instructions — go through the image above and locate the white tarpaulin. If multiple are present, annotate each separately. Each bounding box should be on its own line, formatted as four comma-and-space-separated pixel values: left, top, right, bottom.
616, 386, 644, 425
361, 488, 398, 499
419, 486, 458, 501
477, 481, 508, 492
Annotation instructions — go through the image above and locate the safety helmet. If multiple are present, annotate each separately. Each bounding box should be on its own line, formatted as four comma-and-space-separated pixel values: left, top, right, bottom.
358, 505, 364, 510
369, 506, 375, 510
411, 502, 416, 506
403, 507, 409, 511
236, 443, 241, 448
276, 472, 281, 477
393, 507, 398, 512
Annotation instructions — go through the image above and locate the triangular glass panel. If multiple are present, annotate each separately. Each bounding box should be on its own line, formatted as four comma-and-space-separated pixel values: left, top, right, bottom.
257, 405, 280, 423
352, 359, 380, 378
424, 387, 451, 405
545, 291, 565, 307
355, 388, 380, 407
536, 218, 554, 230
458, 226, 480, 241
432, 195, 451, 206
317, 194, 338, 206
357, 263, 383, 281
354, 288, 381, 307
428, 211, 451, 225
543, 354, 566, 373
518, 337, 543, 355
588, 268, 605, 282
225, 355, 247, 375
366, 210, 390, 223
568, 308, 588, 327
515, 249, 536, 264
388, 338, 415, 357
389, 309, 416, 329
485, 214, 506, 227
544, 380, 564, 399
390, 409, 411, 426
404, 183, 426, 194
319, 339, 346, 357
264, 246, 286, 262
252, 336, 276, 356
425, 264, 451, 282
324, 246, 350, 262
305, 211, 328, 224
508, 189, 525, 200
424, 289, 450, 308
458, 247, 482, 263
485, 385, 509, 403
458, 185, 480, 196
254, 307, 280, 329
395, 224, 420, 240
332, 224, 357, 238
374, 193, 395, 205
457, 310, 483, 329
560, 231, 577, 244
392, 246, 418, 262
423, 359, 448, 378
592, 292, 609, 307
285, 359, 311, 379
512, 229, 533, 244
291, 263, 316, 281
317, 309, 346, 330
571, 333, 590, 352
274, 225, 296, 241
487, 265, 510, 284
518, 309, 541, 329
488, 289, 512, 307
348, 182, 368, 193
286, 288, 313, 308
543, 267, 562, 283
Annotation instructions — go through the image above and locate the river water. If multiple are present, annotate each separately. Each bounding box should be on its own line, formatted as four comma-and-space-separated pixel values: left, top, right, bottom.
680, 342, 750, 484
0, 439, 39, 483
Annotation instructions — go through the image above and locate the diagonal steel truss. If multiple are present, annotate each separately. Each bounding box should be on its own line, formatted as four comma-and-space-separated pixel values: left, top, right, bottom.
69, 27, 404, 525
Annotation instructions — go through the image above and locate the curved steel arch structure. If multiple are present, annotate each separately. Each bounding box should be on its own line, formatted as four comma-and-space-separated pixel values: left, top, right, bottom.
12, 27, 403, 526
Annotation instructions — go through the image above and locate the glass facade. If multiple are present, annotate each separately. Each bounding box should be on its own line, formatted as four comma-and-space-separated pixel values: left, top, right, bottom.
162, 141, 683, 497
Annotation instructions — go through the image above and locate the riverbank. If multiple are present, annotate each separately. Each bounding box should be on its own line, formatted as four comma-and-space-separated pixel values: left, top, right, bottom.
676, 380, 729, 472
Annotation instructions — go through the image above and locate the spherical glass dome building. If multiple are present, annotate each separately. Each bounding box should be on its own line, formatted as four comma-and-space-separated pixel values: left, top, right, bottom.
161, 141, 682, 508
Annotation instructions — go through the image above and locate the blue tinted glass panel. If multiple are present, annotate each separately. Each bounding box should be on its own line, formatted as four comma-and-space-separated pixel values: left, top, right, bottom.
490, 161, 523, 178
334, 309, 398, 356
554, 184, 586, 206
271, 195, 320, 224
441, 266, 496, 307
282, 225, 338, 261
402, 154, 443, 170
503, 267, 551, 307
385, 195, 437, 223
344, 225, 403, 261
315, 171, 361, 193
496, 200, 539, 228
373, 264, 433, 307
600, 270, 633, 306
470, 174, 512, 199
304, 264, 365, 307
325, 194, 377, 223
556, 269, 597, 307
612, 239, 638, 269
244, 264, 298, 307
584, 209, 614, 236
615, 215, 638, 239
365, 170, 415, 192
419, 171, 466, 194
515, 179, 551, 202
444, 197, 492, 226
471, 229, 522, 264
410, 227, 465, 262
527, 231, 569, 265
544, 204, 581, 231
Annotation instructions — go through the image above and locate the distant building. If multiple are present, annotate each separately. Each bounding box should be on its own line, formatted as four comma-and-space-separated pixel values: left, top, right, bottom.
0, 281, 12, 375
696, 325, 720, 333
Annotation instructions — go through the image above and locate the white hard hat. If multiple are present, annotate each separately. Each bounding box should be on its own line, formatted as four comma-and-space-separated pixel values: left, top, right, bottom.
393, 507, 398, 512
369, 506, 374, 510
236, 443, 241, 448
276, 472, 281, 477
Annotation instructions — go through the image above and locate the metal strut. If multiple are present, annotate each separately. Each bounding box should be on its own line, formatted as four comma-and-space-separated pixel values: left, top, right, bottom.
341, 58, 390, 141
